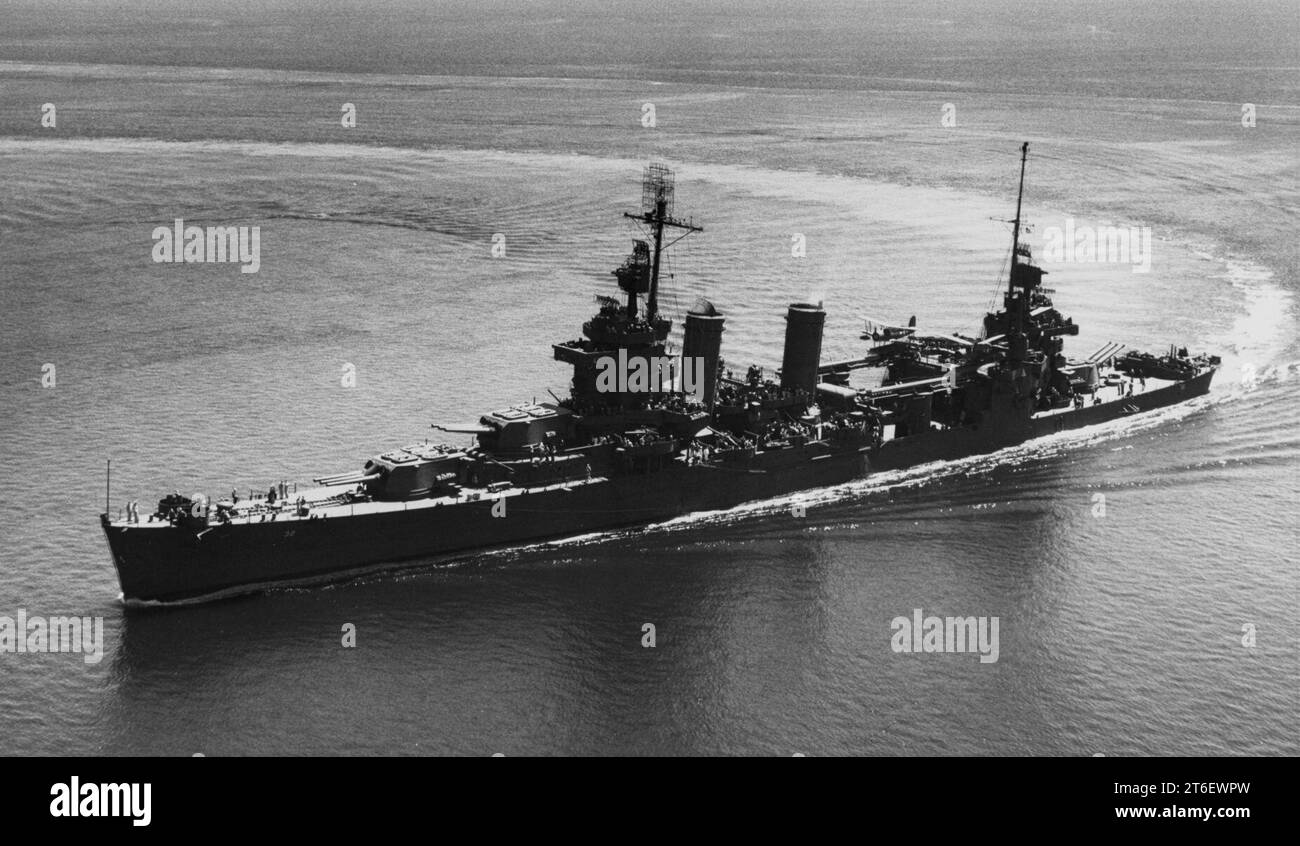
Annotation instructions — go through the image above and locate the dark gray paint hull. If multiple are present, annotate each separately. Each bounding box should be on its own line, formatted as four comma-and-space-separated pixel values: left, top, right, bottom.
101, 370, 1214, 604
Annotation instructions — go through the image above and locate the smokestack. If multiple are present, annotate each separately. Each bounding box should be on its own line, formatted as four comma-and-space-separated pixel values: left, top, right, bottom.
780, 302, 825, 394
682, 298, 725, 409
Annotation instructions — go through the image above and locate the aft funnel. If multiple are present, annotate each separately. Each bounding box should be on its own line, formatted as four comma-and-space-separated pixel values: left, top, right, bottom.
780, 302, 825, 394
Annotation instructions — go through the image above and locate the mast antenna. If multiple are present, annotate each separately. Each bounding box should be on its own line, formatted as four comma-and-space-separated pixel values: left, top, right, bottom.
1009, 141, 1029, 300
624, 164, 701, 321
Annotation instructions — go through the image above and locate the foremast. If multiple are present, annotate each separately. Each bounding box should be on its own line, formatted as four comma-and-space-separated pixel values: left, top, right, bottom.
623, 163, 702, 322
554, 164, 703, 406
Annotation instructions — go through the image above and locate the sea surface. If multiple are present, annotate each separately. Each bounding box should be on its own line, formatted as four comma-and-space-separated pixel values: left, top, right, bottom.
0, 0, 1296, 755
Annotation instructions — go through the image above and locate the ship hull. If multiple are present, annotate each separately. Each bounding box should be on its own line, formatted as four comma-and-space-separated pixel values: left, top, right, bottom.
101, 369, 1213, 604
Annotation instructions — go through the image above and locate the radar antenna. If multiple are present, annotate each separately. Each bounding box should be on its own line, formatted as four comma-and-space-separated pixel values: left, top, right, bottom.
624, 164, 701, 321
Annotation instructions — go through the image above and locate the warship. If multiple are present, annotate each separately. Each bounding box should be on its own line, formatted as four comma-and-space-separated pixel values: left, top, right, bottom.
101, 144, 1219, 604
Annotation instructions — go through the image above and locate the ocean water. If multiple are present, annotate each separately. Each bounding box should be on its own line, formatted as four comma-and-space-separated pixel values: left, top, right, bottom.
0, 0, 1296, 755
